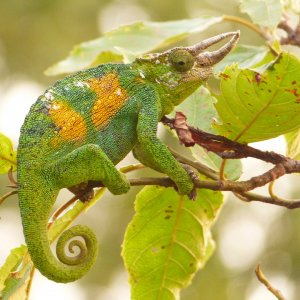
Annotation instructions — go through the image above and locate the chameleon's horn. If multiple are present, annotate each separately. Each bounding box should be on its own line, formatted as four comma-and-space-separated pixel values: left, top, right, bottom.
190, 31, 240, 54
194, 31, 240, 65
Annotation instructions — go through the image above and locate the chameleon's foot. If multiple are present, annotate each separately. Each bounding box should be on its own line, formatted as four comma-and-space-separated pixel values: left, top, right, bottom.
105, 172, 130, 195
68, 182, 94, 202
173, 164, 198, 200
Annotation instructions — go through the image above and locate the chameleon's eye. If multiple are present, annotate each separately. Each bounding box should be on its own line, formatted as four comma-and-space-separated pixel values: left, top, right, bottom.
169, 49, 195, 72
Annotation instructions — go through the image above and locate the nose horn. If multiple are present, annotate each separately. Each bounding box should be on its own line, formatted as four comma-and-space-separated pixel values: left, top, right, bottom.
191, 31, 240, 65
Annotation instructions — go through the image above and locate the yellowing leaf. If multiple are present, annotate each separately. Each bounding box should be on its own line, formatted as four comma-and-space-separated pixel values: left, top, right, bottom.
122, 186, 223, 300
0, 132, 17, 174
285, 129, 300, 159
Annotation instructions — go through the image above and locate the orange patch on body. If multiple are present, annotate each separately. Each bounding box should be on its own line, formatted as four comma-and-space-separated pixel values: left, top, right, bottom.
49, 101, 87, 143
89, 73, 128, 129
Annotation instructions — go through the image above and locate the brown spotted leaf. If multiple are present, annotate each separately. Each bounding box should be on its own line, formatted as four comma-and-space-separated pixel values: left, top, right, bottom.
122, 186, 223, 300
215, 52, 300, 143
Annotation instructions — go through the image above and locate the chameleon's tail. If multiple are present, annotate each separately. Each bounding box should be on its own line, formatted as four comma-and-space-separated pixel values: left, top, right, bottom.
18, 173, 98, 283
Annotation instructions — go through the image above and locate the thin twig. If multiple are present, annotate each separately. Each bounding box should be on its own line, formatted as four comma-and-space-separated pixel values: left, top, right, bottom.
8, 167, 17, 187
169, 148, 219, 180
47, 195, 79, 229
25, 268, 35, 300
279, 19, 300, 47
255, 264, 286, 300
0, 190, 18, 205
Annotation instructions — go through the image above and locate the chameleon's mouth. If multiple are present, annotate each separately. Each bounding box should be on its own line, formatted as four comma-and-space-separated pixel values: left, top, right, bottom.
191, 31, 240, 67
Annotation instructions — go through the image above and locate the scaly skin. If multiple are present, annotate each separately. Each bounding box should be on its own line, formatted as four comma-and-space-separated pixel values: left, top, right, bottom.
17, 32, 239, 283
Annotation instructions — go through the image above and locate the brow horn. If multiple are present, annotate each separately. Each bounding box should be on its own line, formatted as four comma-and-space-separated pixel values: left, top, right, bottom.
190, 31, 240, 65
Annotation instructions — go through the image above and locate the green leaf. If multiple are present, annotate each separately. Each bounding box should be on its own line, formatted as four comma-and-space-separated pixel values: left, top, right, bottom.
0, 132, 17, 174
239, 0, 283, 30
0, 245, 33, 300
175, 87, 242, 180
45, 17, 222, 75
215, 44, 269, 73
176, 86, 219, 134
285, 129, 300, 159
192, 147, 243, 181
122, 186, 223, 300
0, 245, 27, 292
215, 52, 300, 143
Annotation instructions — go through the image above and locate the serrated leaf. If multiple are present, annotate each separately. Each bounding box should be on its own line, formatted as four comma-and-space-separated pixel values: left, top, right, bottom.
175, 87, 242, 180
285, 129, 300, 159
122, 186, 223, 300
45, 17, 222, 75
215, 52, 300, 143
0, 132, 17, 174
239, 0, 283, 29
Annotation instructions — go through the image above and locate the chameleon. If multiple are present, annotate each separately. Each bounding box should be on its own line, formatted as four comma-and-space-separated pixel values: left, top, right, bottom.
17, 31, 239, 283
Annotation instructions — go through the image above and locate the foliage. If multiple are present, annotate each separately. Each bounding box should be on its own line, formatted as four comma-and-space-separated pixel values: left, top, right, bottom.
1, 0, 300, 299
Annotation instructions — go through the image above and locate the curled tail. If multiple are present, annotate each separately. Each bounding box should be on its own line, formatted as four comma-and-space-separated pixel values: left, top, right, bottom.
18, 172, 98, 283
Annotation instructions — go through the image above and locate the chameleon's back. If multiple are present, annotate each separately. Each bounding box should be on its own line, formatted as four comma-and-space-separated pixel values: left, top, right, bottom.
18, 63, 141, 167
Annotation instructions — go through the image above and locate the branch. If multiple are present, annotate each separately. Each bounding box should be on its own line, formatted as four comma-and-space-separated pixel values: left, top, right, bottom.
255, 264, 286, 300
162, 114, 286, 164
279, 18, 300, 47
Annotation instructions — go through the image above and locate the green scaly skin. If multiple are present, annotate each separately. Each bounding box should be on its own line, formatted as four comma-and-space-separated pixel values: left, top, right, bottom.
17, 32, 239, 283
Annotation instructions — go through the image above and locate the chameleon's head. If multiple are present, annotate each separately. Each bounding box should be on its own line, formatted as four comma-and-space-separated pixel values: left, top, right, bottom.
135, 31, 239, 111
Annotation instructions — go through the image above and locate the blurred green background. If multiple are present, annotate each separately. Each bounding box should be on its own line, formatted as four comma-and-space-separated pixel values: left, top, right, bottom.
1, 0, 300, 299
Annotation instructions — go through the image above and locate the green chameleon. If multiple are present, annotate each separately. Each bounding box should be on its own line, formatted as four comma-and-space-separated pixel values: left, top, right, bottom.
17, 31, 239, 283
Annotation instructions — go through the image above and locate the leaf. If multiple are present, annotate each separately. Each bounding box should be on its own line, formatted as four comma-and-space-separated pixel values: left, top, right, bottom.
192, 147, 243, 181
45, 17, 222, 75
281, 0, 300, 13
239, 0, 283, 29
175, 87, 242, 180
122, 186, 223, 300
285, 129, 300, 159
0, 245, 33, 300
0, 132, 17, 174
215, 44, 269, 73
215, 52, 300, 143
176, 86, 219, 134
0, 245, 27, 291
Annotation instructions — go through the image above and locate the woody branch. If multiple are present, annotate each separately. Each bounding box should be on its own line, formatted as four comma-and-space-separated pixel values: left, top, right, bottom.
72, 112, 300, 209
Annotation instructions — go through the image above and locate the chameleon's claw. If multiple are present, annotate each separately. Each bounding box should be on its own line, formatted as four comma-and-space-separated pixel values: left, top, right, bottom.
68, 182, 95, 202
188, 188, 197, 201
180, 163, 199, 200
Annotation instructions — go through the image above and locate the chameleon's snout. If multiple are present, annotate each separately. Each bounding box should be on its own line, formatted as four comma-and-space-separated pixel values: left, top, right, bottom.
191, 31, 240, 66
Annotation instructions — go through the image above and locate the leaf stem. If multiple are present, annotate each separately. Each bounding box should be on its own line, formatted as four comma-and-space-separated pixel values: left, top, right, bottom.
0, 154, 17, 167
223, 15, 269, 40
25, 268, 35, 300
